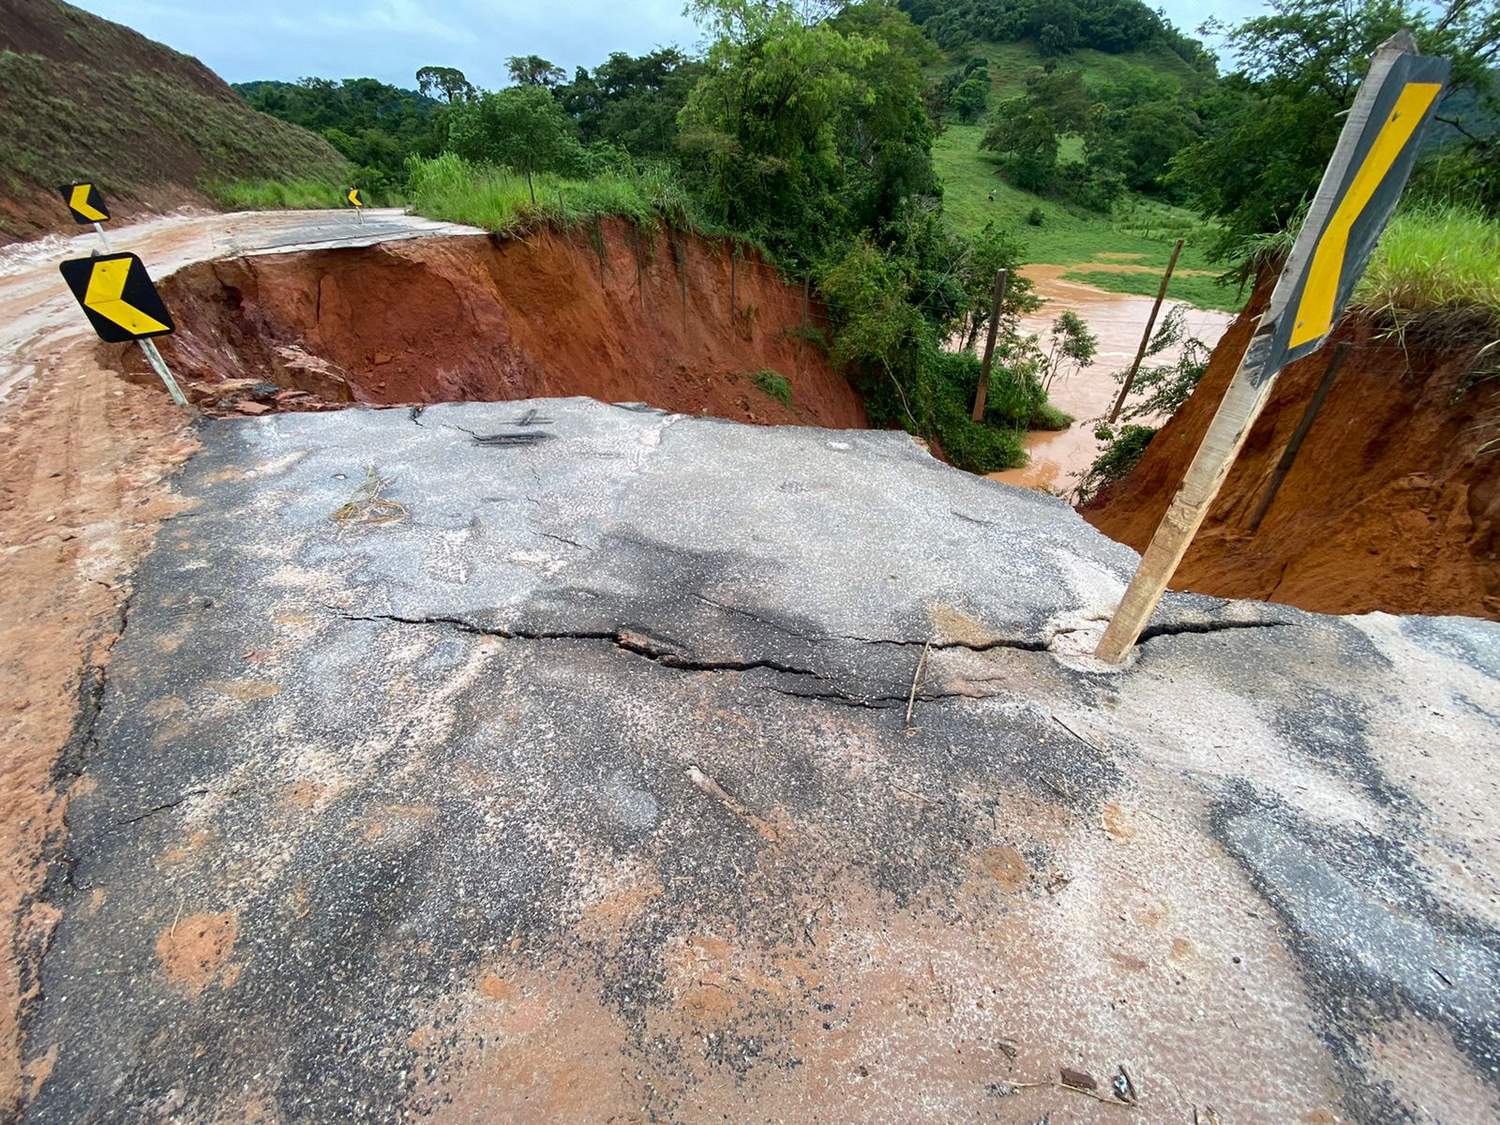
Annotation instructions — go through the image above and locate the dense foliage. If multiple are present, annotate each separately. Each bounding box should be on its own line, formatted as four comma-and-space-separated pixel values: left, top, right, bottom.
1169, 0, 1500, 253
234, 78, 447, 195
900, 0, 1214, 69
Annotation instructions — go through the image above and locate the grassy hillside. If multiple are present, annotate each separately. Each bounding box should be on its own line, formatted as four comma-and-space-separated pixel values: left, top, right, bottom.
933, 39, 1241, 312
0, 0, 350, 242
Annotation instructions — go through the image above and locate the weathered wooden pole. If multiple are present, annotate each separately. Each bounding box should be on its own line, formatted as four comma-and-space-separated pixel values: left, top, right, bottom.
1245, 342, 1351, 532
970, 269, 1009, 423
1108, 238, 1184, 423
1095, 31, 1448, 663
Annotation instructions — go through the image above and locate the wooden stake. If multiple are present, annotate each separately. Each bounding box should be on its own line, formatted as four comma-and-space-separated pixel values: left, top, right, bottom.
1108, 239, 1183, 423
1095, 327, 1281, 663
970, 269, 1009, 422
1246, 342, 1350, 532
1094, 31, 1443, 663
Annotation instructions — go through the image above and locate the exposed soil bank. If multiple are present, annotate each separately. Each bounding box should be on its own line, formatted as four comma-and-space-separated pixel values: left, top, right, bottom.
1082, 280, 1500, 620
139, 220, 867, 430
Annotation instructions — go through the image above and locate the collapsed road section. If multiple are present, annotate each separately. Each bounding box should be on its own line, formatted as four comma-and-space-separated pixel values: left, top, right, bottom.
22, 398, 1500, 1122
131, 218, 868, 429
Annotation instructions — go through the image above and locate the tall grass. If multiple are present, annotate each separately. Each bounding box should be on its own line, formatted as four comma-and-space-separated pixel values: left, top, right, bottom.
206, 179, 346, 210
405, 153, 701, 237
1356, 204, 1500, 319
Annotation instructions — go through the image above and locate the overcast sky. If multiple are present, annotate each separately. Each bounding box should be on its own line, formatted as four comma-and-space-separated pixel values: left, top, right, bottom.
73, 1, 1268, 90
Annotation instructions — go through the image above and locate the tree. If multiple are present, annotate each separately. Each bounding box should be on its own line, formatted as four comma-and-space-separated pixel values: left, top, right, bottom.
1169, 0, 1500, 252
507, 55, 567, 88
981, 102, 1060, 190
555, 49, 706, 157
448, 85, 579, 202
415, 66, 474, 104
950, 76, 989, 121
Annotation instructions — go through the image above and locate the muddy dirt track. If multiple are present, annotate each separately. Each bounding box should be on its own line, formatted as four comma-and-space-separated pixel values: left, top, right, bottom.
2, 211, 1499, 1123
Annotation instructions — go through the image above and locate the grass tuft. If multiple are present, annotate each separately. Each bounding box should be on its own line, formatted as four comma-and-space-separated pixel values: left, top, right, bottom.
1356, 205, 1500, 322
751, 369, 793, 405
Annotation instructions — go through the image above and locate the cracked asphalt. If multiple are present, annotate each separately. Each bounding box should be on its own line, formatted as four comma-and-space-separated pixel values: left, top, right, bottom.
24, 399, 1500, 1122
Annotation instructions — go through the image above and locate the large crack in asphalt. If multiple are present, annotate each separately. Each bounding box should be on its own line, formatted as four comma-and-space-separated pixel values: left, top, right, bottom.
331, 606, 1296, 710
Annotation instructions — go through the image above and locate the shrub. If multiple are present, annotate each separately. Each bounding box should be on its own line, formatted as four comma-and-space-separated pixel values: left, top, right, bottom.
752, 369, 792, 405
1076, 423, 1158, 503
1026, 206, 1046, 226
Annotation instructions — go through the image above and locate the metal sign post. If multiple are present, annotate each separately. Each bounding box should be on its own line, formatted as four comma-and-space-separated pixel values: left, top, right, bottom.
59, 252, 190, 407
1095, 31, 1449, 664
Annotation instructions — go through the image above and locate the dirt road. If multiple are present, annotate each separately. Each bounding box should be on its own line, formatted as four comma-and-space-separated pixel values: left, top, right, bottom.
0, 208, 481, 1113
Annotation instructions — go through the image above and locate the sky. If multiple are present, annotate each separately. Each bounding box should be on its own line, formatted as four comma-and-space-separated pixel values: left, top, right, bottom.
73, 0, 1268, 91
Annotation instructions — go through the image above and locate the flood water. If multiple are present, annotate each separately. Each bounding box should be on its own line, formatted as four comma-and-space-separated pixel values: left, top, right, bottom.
984, 266, 1237, 495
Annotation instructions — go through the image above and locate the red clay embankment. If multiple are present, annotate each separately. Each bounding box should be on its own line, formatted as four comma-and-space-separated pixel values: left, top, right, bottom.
146, 220, 867, 430
1082, 280, 1500, 620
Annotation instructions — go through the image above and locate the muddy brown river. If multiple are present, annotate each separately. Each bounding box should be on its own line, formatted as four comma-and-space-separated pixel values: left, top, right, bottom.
987, 267, 1236, 494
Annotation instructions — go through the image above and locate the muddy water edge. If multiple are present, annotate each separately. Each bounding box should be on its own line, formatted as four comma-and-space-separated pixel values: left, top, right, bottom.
986, 267, 1235, 494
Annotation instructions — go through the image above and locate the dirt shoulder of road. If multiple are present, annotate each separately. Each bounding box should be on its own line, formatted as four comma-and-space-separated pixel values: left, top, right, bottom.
0, 354, 194, 1114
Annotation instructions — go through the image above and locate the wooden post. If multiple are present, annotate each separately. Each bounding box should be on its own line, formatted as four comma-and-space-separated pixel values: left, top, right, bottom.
1094, 326, 1281, 663
1246, 342, 1350, 532
1108, 238, 1183, 423
970, 269, 1009, 423
1093, 31, 1446, 663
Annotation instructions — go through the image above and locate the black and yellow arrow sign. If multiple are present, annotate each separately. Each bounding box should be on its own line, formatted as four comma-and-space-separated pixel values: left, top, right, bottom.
1256, 32, 1449, 379
59, 253, 175, 343
58, 182, 110, 224
1095, 31, 1451, 663
347, 187, 364, 207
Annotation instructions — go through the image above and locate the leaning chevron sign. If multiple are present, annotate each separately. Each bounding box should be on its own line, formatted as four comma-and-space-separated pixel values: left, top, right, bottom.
58, 253, 175, 343
1095, 31, 1450, 664
1255, 33, 1449, 379
58, 182, 109, 224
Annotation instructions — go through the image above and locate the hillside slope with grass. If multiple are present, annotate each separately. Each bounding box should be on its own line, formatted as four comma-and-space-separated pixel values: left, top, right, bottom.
930, 38, 1240, 311
0, 0, 349, 243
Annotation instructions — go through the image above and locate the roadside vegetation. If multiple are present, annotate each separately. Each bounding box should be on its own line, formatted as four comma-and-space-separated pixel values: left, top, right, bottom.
205, 179, 349, 211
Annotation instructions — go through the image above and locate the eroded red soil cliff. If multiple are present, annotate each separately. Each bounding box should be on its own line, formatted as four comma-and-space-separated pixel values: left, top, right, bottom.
145, 220, 867, 430
1083, 283, 1500, 619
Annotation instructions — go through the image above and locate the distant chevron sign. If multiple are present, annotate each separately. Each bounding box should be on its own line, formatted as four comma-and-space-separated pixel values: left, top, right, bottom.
59, 253, 175, 343
347, 187, 364, 207
59, 182, 109, 224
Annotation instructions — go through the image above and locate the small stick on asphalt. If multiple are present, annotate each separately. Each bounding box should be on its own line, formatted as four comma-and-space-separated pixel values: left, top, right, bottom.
1108, 239, 1183, 423
1051, 714, 1102, 753
905, 640, 932, 727
687, 764, 778, 842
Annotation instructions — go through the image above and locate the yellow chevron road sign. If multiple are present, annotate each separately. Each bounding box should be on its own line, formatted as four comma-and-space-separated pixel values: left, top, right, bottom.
347, 187, 364, 207
59, 253, 175, 343
1257, 33, 1449, 377
1095, 31, 1449, 664
59, 182, 110, 224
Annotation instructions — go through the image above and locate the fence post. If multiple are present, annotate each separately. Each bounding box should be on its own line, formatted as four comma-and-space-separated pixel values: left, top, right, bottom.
1246, 342, 1351, 532
1108, 239, 1184, 423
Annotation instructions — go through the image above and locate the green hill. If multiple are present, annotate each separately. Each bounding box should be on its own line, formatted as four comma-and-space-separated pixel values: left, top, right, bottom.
930, 36, 1239, 311
0, 0, 349, 243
